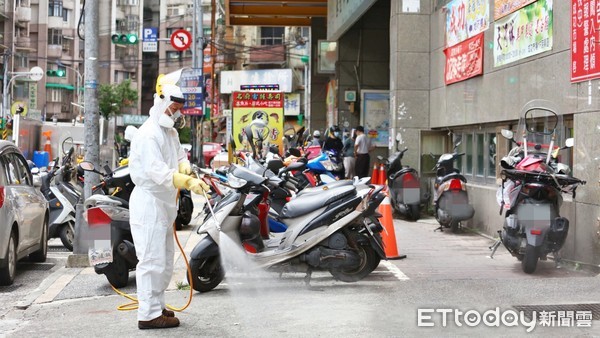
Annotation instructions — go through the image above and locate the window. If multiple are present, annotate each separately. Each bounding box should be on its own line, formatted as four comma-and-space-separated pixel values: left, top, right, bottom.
48, 88, 62, 102
465, 134, 473, 175
49, 0, 63, 17
16, 0, 30, 7
166, 51, 181, 60
125, 15, 139, 31
15, 54, 28, 68
3, 154, 30, 186
167, 5, 183, 16
476, 133, 484, 176
260, 27, 284, 45
118, 0, 138, 5
62, 8, 68, 22
488, 133, 497, 177
48, 29, 63, 45
114, 71, 132, 83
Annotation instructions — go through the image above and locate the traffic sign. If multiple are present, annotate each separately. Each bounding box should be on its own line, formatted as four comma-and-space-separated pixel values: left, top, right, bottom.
143, 27, 158, 42
143, 41, 157, 52
170, 29, 192, 52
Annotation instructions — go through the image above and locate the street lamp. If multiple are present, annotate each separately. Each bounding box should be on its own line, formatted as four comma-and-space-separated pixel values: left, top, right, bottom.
2, 66, 44, 146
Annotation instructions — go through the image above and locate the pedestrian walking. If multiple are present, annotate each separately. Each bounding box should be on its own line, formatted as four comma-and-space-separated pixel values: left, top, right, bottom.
342, 129, 355, 179
354, 126, 374, 178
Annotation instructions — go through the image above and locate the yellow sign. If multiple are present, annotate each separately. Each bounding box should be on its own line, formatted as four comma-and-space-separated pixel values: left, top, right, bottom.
11, 101, 27, 116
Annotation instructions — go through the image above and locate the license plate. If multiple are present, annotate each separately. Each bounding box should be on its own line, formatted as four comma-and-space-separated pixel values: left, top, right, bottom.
88, 240, 113, 266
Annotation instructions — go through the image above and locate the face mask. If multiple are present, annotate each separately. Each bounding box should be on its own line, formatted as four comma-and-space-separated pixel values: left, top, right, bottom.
334, 132, 340, 137
158, 107, 181, 128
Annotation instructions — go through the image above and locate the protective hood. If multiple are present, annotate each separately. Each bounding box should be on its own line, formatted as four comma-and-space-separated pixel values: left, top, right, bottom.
150, 83, 185, 127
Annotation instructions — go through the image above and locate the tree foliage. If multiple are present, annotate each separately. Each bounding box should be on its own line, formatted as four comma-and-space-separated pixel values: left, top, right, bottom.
98, 79, 138, 119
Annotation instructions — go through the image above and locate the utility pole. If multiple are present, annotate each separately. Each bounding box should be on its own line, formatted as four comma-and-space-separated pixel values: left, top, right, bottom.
83, 0, 100, 201
192, 0, 205, 167
71, 0, 99, 262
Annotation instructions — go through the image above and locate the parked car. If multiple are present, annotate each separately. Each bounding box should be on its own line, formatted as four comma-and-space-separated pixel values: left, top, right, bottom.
0, 141, 49, 286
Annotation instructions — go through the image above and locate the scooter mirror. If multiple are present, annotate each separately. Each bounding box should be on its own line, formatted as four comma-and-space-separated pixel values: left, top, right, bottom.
31, 167, 39, 174
288, 148, 301, 157
79, 161, 95, 171
565, 138, 575, 148
62, 136, 74, 155
395, 133, 402, 142
501, 129, 514, 140
453, 133, 462, 147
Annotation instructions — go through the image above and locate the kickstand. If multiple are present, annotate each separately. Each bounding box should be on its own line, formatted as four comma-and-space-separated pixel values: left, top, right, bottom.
434, 225, 444, 232
304, 268, 313, 286
488, 231, 502, 259
554, 251, 562, 268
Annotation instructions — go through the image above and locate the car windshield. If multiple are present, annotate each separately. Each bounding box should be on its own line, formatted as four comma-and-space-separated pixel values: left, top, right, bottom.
514, 99, 563, 155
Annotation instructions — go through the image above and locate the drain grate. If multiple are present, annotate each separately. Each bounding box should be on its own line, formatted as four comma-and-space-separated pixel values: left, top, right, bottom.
19, 263, 55, 271
49, 247, 70, 252
513, 303, 600, 320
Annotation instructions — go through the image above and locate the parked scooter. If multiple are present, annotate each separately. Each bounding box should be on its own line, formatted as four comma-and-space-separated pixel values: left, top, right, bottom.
187, 164, 386, 292
380, 146, 424, 220
490, 100, 586, 273
39, 140, 80, 251
432, 134, 475, 232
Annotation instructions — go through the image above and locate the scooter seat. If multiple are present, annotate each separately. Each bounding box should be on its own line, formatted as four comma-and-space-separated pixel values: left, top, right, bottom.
281, 185, 356, 218
296, 180, 354, 196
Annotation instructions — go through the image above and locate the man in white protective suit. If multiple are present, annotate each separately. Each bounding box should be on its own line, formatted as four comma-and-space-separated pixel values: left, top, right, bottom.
129, 83, 210, 329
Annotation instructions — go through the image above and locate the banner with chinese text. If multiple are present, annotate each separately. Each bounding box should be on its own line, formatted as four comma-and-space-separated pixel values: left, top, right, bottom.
444, 33, 484, 85
446, 0, 489, 47
493, 0, 553, 67
232, 91, 284, 157
494, 0, 537, 20
571, 0, 600, 83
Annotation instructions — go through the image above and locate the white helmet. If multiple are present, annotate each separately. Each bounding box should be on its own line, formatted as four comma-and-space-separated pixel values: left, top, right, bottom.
313, 130, 321, 137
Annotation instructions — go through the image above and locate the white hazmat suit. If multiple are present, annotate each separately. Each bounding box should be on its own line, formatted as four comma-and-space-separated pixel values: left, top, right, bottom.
128, 84, 191, 322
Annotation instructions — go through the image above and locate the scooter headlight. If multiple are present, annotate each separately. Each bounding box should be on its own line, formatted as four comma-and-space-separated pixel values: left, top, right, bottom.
320, 159, 334, 171
226, 173, 247, 189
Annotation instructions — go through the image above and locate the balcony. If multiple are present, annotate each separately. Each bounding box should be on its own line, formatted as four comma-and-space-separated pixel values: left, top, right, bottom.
48, 16, 63, 29
47, 45, 62, 58
14, 35, 31, 49
16, 6, 31, 23
248, 44, 286, 65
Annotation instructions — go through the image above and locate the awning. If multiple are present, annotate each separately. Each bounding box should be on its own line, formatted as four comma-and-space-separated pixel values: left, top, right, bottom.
226, 0, 327, 27
46, 83, 75, 90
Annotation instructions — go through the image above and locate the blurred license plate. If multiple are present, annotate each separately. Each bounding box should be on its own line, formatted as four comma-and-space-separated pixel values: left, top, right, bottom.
88, 240, 113, 266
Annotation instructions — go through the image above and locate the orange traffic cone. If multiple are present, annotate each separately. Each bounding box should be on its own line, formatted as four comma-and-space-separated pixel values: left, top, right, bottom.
378, 163, 387, 185
371, 163, 379, 185
42, 130, 52, 159
378, 195, 406, 259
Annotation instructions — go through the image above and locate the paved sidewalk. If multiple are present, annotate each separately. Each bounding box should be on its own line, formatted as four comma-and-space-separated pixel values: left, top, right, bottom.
1, 205, 598, 337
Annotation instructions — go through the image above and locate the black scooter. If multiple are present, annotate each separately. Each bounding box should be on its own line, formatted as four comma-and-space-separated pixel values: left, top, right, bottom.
380, 147, 424, 221
432, 135, 475, 232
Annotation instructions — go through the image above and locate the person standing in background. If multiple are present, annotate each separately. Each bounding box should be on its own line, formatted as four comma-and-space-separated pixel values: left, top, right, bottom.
342, 129, 355, 179
354, 126, 373, 178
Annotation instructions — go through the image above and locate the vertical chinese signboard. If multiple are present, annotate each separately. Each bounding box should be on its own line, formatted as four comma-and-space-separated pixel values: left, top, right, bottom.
571, 0, 600, 83
493, 0, 553, 67
444, 33, 484, 85
232, 91, 284, 157
180, 68, 204, 116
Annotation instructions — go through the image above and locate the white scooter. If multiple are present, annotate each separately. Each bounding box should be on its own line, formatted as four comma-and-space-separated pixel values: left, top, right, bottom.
39, 145, 79, 251
187, 164, 386, 292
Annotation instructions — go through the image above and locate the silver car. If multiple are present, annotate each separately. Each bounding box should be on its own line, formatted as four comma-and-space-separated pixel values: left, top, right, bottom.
0, 141, 49, 286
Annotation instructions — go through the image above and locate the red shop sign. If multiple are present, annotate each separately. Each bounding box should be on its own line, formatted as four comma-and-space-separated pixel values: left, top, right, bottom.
571, 0, 600, 83
444, 33, 484, 85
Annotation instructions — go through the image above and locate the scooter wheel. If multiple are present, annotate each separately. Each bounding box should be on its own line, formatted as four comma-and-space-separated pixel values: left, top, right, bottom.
105, 255, 130, 288
188, 256, 224, 292
59, 223, 74, 252
329, 244, 379, 283
522, 244, 539, 274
